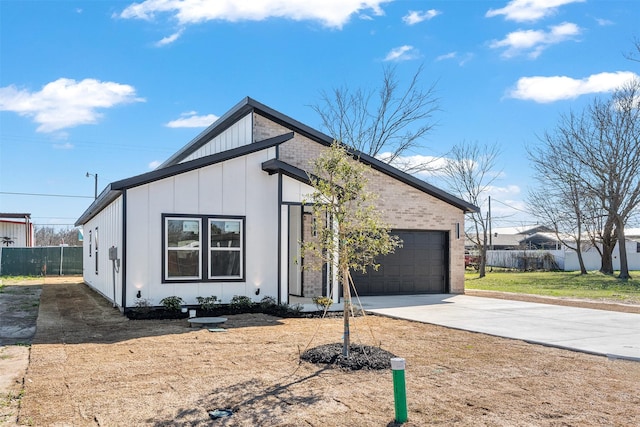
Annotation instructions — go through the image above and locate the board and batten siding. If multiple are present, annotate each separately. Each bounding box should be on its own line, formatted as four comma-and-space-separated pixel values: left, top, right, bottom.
125, 147, 280, 308
82, 195, 123, 306
180, 114, 253, 163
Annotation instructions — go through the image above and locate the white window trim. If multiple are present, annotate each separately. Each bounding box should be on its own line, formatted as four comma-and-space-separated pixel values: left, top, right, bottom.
208, 218, 244, 280
164, 216, 203, 281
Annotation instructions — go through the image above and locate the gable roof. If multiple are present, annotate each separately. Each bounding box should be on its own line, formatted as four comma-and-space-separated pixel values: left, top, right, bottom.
76, 97, 478, 226
160, 97, 478, 213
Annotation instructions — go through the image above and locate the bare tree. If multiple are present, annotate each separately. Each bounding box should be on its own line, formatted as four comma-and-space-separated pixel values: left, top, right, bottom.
531, 79, 640, 278
528, 125, 597, 274
442, 142, 501, 278
311, 64, 440, 174
35, 226, 82, 246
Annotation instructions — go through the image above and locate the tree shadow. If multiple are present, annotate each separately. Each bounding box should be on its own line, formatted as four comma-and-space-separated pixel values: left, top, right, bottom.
147, 367, 331, 426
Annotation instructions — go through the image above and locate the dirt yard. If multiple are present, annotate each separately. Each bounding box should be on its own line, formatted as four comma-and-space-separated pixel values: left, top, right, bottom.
4, 278, 640, 426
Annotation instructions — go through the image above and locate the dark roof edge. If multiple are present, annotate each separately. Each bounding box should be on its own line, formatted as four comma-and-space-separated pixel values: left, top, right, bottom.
75, 184, 121, 226
75, 132, 294, 225
353, 152, 480, 213
113, 132, 294, 190
158, 97, 258, 168
261, 159, 312, 185
244, 99, 478, 212
157, 96, 477, 212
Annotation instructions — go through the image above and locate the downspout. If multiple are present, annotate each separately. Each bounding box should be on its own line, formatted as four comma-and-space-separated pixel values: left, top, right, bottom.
275, 144, 282, 305
121, 191, 127, 311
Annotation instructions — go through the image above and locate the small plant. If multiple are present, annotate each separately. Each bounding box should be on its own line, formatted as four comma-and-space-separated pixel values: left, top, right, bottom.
196, 295, 218, 311
159, 296, 184, 311
259, 295, 276, 309
230, 295, 254, 312
133, 298, 152, 314
312, 296, 333, 311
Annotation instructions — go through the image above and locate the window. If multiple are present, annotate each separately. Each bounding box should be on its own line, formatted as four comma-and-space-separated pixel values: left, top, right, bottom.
94, 227, 99, 274
165, 217, 202, 280
209, 219, 243, 279
163, 215, 244, 282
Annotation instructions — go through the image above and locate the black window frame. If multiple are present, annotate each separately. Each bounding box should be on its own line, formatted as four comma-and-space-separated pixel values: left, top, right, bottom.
162, 214, 246, 283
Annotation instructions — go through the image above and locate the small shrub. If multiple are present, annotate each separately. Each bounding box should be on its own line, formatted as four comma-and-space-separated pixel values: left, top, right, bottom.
260, 295, 276, 309
230, 295, 254, 312
160, 296, 184, 311
196, 295, 218, 311
312, 296, 333, 311
264, 302, 303, 317
133, 298, 152, 314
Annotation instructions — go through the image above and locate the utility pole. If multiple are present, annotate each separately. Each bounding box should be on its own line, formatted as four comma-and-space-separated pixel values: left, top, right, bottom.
488, 195, 492, 250
86, 172, 98, 199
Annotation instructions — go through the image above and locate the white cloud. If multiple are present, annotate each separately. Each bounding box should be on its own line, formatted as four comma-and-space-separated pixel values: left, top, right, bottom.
384, 45, 419, 62
53, 142, 74, 150
486, 0, 585, 23
119, 0, 390, 29
508, 71, 640, 103
489, 22, 581, 59
402, 9, 440, 25
595, 18, 613, 26
148, 160, 162, 169
0, 78, 144, 133
156, 29, 184, 46
165, 111, 220, 128
435, 51, 474, 66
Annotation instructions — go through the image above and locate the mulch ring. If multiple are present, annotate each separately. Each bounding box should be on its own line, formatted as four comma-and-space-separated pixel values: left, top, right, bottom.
300, 342, 397, 370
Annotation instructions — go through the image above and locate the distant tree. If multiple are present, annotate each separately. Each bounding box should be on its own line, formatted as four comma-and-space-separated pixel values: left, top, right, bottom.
35, 226, 81, 246
302, 141, 402, 357
527, 143, 591, 274
311, 64, 440, 174
530, 79, 640, 279
442, 141, 501, 278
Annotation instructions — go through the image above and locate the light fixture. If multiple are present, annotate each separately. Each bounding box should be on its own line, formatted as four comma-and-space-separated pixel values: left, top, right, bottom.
136, 290, 141, 299
86, 172, 98, 200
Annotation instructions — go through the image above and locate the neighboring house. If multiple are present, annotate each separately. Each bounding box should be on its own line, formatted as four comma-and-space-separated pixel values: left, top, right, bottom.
0, 213, 34, 247
75, 97, 478, 311
486, 226, 640, 271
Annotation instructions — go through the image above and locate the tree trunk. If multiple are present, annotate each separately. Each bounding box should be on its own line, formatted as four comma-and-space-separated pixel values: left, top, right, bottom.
478, 228, 488, 278
575, 247, 588, 275
600, 249, 614, 275
342, 267, 351, 358
616, 221, 631, 279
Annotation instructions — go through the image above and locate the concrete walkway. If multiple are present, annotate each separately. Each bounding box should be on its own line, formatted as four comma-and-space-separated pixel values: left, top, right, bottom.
355, 294, 640, 362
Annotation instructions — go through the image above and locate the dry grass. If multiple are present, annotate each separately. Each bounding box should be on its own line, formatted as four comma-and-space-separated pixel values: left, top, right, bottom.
14, 281, 640, 426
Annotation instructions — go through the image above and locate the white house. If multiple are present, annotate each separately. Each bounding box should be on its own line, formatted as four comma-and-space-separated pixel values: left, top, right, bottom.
75, 98, 478, 312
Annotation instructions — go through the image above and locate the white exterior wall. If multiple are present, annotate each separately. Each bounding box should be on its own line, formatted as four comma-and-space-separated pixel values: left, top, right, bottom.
180, 114, 252, 163
125, 147, 279, 307
82, 195, 123, 306
281, 175, 314, 203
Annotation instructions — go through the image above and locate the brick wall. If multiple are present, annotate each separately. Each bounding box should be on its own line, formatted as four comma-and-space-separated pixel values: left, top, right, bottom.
253, 113, 291, 142
278, 134, 466, 293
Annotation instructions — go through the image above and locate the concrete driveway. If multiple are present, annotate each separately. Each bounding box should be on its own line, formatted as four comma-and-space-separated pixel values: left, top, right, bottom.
355, 294, 640, 362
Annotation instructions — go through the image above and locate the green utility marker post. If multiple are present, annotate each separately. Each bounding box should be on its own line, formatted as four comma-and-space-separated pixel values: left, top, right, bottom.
391, 357, 408, 423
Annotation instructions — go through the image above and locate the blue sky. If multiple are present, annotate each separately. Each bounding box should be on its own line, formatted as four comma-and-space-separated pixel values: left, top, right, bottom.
1, 0, 639, 232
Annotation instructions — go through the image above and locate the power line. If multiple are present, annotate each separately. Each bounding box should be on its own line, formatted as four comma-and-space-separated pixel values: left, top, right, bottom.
0, 191, 93, 199
490, 197, 530, 214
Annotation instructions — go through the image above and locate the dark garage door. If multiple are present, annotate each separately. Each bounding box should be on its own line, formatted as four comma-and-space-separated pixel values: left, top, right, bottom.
351, 230, 448, 296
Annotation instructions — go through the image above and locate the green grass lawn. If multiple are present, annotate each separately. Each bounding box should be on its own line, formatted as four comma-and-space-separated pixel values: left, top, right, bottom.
465, 270, 640, 304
